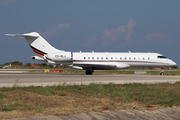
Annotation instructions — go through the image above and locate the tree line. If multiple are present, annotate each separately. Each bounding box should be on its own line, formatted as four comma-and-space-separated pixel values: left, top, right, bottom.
1, 61, 54, 68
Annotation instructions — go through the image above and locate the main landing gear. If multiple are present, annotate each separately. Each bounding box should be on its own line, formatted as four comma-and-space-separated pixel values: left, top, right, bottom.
86, 70, 94, 75
160, 68, 164, 75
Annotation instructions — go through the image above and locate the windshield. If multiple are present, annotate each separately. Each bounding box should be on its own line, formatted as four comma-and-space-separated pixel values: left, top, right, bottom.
157, 56, 167, 59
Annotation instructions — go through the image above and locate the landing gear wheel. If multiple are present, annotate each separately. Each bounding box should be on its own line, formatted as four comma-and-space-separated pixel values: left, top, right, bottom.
160, 72, 164, 76
85, 70, 94, 75
160, 68, 164, 76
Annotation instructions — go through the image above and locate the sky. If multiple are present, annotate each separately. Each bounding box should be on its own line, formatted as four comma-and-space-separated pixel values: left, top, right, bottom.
0, 0, 180, 66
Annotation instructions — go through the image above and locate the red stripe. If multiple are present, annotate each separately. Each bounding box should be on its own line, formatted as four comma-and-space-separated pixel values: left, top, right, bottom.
45, 56, 53, 61
33, 49, 44, 56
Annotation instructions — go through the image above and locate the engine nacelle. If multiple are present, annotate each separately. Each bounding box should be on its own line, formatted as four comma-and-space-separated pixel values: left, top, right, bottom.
47, 52, 72, 62
31, 56, 46, 62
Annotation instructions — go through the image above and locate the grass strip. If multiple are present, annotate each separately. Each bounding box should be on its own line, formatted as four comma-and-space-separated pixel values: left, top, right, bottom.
1, 82, 180, 119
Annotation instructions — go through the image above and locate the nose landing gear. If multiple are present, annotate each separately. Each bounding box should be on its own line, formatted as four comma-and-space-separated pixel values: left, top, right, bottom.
160, 68, 164, 75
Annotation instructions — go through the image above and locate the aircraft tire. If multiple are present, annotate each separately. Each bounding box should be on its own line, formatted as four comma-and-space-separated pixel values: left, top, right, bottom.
160, 72, 164, 75
86, 70, 93, 75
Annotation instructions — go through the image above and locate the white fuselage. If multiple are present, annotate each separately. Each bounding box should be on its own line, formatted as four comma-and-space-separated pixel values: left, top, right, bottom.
56, 52, 176, 70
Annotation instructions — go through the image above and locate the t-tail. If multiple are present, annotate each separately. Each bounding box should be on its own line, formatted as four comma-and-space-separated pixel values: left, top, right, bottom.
5, 32, 72, 64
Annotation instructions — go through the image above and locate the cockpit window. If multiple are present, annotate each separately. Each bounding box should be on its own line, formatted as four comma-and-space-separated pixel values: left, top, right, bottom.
157, 56, 167, 59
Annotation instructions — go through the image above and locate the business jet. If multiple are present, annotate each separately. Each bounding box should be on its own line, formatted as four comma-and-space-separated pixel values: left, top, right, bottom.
6, 32, 177, 75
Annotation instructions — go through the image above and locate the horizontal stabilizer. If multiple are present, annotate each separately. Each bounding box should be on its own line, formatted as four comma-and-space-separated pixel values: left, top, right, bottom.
5, 32, 39, 38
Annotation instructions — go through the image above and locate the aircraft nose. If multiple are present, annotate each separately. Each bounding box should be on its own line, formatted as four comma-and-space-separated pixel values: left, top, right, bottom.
172, 61, 177, 66
169, 60, 177, 66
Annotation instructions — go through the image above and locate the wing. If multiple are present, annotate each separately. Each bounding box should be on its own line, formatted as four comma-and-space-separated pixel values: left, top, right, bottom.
72, 62, 130, 70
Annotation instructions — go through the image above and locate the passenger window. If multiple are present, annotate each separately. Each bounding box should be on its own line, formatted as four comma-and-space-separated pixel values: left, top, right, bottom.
106, 57, 108, 60
92, 57, 94, 59
120, 57, 122, 60
143, 57, 145, 60
129, 57, 131, 60
84, 57, 86, 59
101, 57, 103, 59
88, 57, 90, 59
134, 57, 136, 60
111, 57, 113, 59
148, 57, 150, 60
115, 57, 117, 59
97, 57, 99, 59
125, 57, 126, 60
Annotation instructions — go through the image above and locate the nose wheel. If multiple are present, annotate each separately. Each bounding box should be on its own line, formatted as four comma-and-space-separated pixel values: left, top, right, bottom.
160, 68, 164, 75
86, 70, 94, 75
160, 72, 164, 75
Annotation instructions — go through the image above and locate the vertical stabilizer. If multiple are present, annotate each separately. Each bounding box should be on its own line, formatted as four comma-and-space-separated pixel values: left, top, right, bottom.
5, 32, 65, 57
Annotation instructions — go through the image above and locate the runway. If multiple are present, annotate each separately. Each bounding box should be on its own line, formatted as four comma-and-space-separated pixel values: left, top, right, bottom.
0, 73, 180, 87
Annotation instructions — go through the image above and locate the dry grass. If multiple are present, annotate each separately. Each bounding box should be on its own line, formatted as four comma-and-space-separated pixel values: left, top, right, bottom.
0, 90, 145, 119
1, 82, 180, 119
